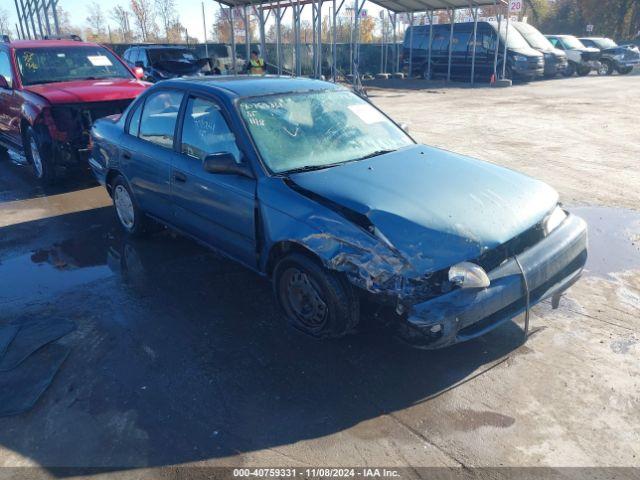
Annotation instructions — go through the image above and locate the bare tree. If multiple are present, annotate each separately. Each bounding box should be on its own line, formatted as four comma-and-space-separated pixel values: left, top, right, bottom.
86, 2, 106, 39
0, 7, 10, 36
154, 0, 177, 41
111, 5, 133, 42
130, 0, 156, 41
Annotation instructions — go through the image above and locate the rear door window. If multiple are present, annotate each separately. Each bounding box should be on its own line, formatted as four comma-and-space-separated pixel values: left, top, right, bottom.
138, 90, 183, 148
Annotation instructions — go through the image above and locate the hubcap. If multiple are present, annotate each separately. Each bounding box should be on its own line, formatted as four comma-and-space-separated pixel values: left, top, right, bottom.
114, 185, 135, 229
599, 63, 609, 75
284, 268, 327, 328
30, 138, 43, 178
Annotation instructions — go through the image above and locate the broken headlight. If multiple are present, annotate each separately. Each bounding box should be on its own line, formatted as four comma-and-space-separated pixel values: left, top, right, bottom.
543, 206, 567, 236
448, 262, 490, 289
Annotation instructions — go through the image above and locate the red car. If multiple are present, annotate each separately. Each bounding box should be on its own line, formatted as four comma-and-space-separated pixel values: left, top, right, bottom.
0, 37, 148, 183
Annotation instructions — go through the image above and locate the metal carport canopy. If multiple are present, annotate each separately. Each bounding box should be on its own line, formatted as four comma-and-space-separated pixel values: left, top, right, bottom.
366, 0, 506, 13
216, 0, 505, 11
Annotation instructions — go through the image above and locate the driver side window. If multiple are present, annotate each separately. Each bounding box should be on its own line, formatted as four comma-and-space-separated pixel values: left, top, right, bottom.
180, 96, 241, 163
0, 51, 13, 88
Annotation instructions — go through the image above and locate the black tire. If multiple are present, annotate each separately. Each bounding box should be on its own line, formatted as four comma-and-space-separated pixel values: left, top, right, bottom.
598, 60, 614, 76
274, 253, 359, 338
617, 66, 633, 75
110, 174, 149, 237
562, 62, 576, 77
577, 66, 591, 76
24, 126, 56, 184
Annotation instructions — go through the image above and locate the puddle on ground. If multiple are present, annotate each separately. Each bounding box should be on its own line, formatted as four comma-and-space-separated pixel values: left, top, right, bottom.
0, 239, 114, 312
570, 206, 640, 278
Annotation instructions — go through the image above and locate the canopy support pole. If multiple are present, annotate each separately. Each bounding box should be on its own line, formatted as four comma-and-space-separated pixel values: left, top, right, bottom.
470, 3, 478, 85
502, 2, 509, 78
494, 0, 500, 81
407, 12, 413, 78
427, 9, 433, 80
447, 8, 454, 82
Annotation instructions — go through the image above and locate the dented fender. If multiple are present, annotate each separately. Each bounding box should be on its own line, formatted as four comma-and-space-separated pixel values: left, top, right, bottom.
258, 177, 415, 299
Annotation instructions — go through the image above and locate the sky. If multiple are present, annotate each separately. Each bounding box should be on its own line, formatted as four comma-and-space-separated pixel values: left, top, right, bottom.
5, 0, 387, 43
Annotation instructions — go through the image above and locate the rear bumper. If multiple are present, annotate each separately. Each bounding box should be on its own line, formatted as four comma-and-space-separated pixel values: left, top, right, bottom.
399, 213, 587, 349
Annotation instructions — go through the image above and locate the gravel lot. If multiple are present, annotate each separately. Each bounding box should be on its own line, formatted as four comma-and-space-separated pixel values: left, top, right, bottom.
0, 72, 638, 478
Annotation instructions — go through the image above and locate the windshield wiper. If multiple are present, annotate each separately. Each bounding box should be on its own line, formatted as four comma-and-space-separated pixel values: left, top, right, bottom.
284, 163, 342, 174
356, 149, 397, 160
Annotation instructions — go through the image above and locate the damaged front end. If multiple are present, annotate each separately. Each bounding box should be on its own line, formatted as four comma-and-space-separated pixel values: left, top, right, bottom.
48, 99, 132, 167
274, 173, 587, 350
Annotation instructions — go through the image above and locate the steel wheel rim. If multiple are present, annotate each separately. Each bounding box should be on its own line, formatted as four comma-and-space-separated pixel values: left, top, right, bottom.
114, 185, 135, 229
283, 267, 327, 329
30, 138, 43, 178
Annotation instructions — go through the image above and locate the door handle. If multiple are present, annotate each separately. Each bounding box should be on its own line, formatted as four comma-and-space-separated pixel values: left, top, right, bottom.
122, 150, 132, 160
174, 171, 187, 183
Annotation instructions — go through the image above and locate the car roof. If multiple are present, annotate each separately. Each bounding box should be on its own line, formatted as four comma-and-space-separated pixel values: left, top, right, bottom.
579, 37, 607, 41
7, 39, 100, 48
162, 75, 345, 98
133, 45, 193, 49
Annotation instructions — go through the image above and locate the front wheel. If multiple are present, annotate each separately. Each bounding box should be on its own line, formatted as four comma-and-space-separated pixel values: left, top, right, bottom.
25, 126, 55, 184
274, 253, 359, 338
617, 66, 633, 75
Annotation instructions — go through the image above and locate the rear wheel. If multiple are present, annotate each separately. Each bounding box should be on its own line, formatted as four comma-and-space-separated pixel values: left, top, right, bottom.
562, 62, 576, 77
25, 126, 55, 184
274, 253, 359, 338
577, 65, 591, 76
111, 175, 148, 237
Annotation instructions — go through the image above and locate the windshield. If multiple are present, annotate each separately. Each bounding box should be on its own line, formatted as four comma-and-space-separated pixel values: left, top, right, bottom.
592, 38, 617, 49
148, 49, 197, 63
515, 23, 554, 50
239, 90, 414, 174
16, 46, 132, 86
561, 36, 586, 49
498, 24, 532, 50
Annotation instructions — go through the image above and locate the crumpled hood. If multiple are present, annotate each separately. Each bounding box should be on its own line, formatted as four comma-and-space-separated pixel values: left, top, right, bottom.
289, 145, 558, 273
24, 78, 148, 105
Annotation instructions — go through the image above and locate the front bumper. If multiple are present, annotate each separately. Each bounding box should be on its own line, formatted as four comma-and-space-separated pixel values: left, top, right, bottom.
400, 213, 587, 349
614, 58, 640, 68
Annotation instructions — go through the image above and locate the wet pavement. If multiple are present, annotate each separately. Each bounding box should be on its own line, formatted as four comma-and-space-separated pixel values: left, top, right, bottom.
1, 76, 639, 474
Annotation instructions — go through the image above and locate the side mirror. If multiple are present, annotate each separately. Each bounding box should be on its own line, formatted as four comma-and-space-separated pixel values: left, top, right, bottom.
400, 122, 410, 133
133, 67, 145, 80
0, 76, 9, 89
203, 152, 252, 178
